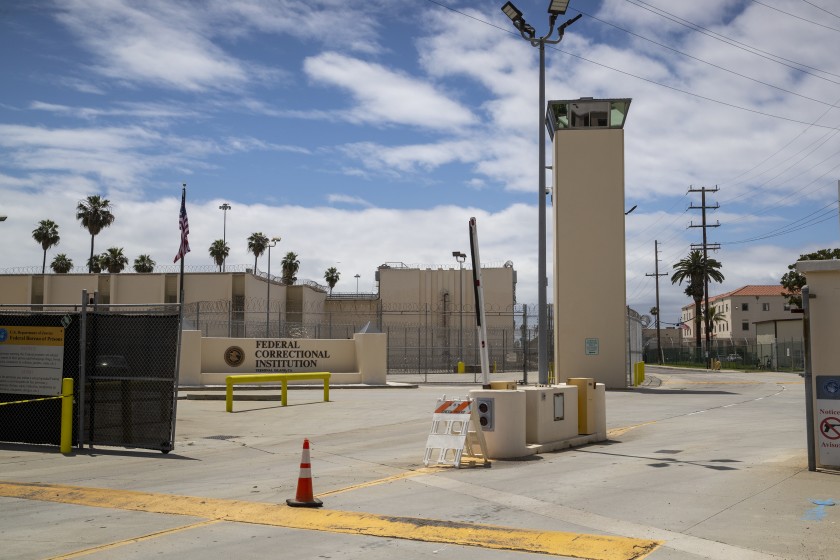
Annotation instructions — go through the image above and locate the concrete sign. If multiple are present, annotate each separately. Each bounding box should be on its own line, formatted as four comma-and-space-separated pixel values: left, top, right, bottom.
0, 326, 65, 395
816, 376, 840, 467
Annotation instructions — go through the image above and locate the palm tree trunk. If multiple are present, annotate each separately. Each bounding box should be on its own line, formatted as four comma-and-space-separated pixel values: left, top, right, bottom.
42, 250, 47, 275
89, 235, 95, 273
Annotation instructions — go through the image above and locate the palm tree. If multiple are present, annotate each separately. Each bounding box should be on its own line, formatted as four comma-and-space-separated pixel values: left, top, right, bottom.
324, 266, 340, 294
209, 239, 230, 272
32, 219, 60, 274
281, 251, 300, 286
100, 247, 128, 273
133, 254, 156, 273
247, 232, 269, 273
671, 250, 724, 350
50, 254, 73, 274
76, 195, 115, 273
87, 255, 103, 273
701, 305, 726, 334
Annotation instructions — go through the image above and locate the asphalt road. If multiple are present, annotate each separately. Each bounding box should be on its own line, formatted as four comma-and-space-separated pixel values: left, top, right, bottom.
1, 367, 836, 560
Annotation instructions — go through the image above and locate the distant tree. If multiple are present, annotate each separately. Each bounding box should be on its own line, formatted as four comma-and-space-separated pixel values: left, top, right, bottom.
32, 219, 60, 274
76, 195, 115, 273
100, 247, 128, 273
209, 239, 230, 272
87, 255, 103, 274
247, 232, 269, 273
324, 267, 340, 294
133, 254, 156, 273
50, 254, 73, 274
281, 251, 300, 285
780, 248, 840, 307
671, 250, 724, 349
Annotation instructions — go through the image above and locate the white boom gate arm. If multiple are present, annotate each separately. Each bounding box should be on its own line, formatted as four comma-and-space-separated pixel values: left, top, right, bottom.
469, 217, 491, 387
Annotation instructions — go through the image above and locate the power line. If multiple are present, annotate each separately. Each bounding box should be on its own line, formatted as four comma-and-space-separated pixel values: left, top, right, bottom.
626, 0, 840, 82
751, 0, 840, 33
799, 0, 840, 20
576, 8, 839, 107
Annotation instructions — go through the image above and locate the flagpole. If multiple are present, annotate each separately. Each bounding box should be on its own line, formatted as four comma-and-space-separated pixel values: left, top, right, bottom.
171, 183, 188, 451
177, 183, 187, 304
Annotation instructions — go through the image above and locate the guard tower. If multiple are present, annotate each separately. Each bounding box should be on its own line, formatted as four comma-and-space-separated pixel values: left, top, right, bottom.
546, 97, 631, 388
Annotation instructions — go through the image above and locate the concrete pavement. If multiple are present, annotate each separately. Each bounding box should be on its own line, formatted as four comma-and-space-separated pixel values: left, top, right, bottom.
0, 367, 836, 560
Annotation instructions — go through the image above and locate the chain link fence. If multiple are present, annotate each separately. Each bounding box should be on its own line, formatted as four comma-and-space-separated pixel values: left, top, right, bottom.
0, 307, 81, 447
182, 300, 645, 384
0, 301, 180, 452
644, 339, 804, 372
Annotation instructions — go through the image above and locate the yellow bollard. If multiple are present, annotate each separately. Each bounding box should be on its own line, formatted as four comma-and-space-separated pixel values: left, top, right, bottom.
60, 378, 73, 454
457, 361, 465, 374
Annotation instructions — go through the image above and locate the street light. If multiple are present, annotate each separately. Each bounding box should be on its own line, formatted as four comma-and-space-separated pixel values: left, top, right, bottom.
0, 216, 7, 221
219, 203, 231, 272
501, 0, 580, 385
266, 236, 281, 337
452, 251, 467, 363
354, 274, 360, 294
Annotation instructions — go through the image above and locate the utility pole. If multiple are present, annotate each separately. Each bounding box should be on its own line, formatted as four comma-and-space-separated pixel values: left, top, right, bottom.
688, 186, 720, 368
646, 240, 667, 364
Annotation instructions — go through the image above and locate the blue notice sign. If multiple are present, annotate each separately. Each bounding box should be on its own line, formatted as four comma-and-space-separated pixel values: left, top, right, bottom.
585, 338, 599, 356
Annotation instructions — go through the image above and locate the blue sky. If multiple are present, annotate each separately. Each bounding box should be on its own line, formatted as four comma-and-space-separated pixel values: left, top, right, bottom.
1, 0, 839, 326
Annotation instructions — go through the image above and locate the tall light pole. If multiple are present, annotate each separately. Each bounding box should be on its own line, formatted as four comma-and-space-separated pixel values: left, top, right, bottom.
502, 0, 580, 385
266, 236, 280, 337
452, 251, 466, 362
354, 274, 360, 294
219, 203, 231, 272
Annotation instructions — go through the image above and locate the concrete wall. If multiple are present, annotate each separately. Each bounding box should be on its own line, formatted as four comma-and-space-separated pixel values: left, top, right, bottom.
797, 261, 840, 375
796, 260, 840, 469
0, 276, 32, 305
43, 274, 99, 305
552, 128, 626, 388
378, 266, 515, 330
110, 274, 165, 304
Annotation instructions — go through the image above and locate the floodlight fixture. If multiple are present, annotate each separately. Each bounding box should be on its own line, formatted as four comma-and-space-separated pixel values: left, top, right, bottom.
501, 2, 522, 22
548, 0, 570, 15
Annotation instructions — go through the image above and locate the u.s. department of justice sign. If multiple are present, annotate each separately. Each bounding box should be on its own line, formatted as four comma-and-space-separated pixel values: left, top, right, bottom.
0, 326, 65, 395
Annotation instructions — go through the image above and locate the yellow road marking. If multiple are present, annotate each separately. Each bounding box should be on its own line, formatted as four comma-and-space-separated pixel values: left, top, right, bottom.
608, 421, 657, 438
1, 481, 660, 560
316, 466, 444, 497
662, 380, 763, 385
46, 519, 221, 559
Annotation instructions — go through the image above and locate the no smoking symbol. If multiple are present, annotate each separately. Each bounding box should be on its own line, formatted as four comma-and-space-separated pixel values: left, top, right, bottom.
820, 417, 840, 440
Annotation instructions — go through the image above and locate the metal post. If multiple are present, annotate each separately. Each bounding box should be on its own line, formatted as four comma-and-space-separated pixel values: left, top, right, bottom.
78, 289, 87, 449
537, 37, 548, 385
802, 285, 816, 471
219, 203, 231, 272
522, 304, 528, 384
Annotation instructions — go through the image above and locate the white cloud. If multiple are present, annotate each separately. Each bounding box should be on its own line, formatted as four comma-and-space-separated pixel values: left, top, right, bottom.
55, 0, 250, 92
326, 194, 373, 207
303, 51, 476, 132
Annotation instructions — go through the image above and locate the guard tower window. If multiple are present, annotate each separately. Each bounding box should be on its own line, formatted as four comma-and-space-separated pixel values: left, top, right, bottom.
546, 98, 631, 137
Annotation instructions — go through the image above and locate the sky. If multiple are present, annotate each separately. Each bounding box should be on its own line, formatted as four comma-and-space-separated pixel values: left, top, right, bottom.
1, 0, 840, 327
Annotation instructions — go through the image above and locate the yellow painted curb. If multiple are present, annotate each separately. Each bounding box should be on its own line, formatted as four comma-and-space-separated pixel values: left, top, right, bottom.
1, 481, 660, 560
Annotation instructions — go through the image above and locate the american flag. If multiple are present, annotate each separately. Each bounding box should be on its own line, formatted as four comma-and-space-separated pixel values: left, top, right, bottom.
173, 186, 190, 263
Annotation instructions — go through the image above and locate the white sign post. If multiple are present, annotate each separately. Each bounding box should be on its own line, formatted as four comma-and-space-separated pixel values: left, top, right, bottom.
816, 376, 840, 468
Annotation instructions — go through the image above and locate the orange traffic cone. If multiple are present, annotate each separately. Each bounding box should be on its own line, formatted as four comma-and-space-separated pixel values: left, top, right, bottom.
286, 438, 323, 508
